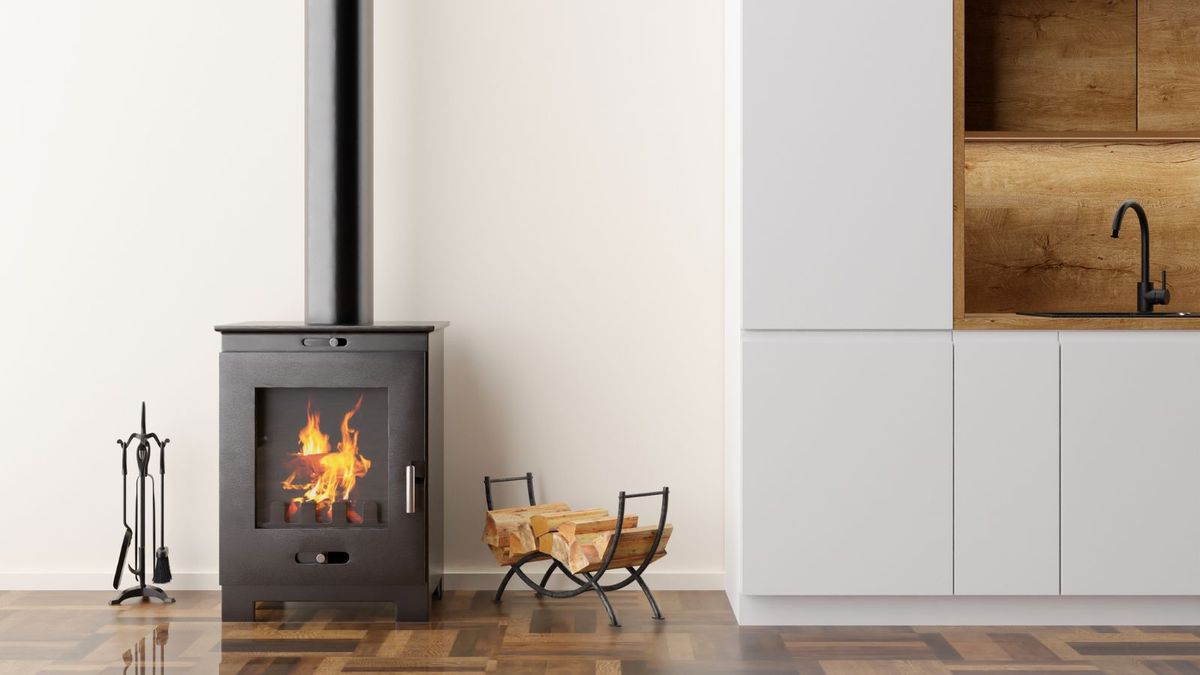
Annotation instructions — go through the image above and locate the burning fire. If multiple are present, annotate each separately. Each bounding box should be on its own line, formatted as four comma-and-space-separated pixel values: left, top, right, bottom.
282, 396, 372, 522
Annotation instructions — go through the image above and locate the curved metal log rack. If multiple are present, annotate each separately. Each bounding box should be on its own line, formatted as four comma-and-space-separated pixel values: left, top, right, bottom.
484, 473, 668, 627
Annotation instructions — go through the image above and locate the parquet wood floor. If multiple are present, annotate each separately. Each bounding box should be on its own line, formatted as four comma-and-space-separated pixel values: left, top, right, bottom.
3, 590, 1200, 673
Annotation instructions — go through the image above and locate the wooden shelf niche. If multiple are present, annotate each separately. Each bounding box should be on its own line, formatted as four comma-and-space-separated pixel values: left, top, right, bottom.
965, 0, 1137, 132
957, 0, 1200, 326
965, 0, 1200, 133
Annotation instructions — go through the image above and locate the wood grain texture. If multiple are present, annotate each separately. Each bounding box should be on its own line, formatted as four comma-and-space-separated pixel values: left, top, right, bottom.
7, 591, 1200, 673
965, 0, 1137, 131
1139, 0, 1200, 130
964, 141, 1200, 313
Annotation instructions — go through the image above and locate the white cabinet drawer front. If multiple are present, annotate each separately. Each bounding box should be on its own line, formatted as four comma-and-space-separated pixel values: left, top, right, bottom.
742, 1, 952, 329
1061, 333, 1200, 595
742, 332, 953, 595
953, 332, 1059, 596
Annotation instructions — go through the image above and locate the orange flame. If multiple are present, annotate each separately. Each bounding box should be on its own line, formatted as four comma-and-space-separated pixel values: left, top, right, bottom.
281, 396, 372, 522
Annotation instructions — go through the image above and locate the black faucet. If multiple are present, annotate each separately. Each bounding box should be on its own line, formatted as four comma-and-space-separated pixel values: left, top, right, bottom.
1111, 199, 1170, 313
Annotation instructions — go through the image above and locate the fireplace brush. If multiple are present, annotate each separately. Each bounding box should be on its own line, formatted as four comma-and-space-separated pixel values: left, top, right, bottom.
152, 433, 171, 584
111, 403, 175, 606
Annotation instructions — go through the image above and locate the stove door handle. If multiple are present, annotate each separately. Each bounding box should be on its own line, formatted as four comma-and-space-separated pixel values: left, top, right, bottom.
405, 464, 417, 514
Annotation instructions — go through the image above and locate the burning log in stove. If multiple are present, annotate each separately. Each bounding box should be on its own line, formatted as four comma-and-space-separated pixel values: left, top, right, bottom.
267, 499, 380, 525
258, 394, 383, 526
281, 397, 373, 519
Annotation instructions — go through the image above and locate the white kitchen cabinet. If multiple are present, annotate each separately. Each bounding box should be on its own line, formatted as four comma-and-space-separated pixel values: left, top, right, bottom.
953, 332, 1059, 595
742, 332, 953, 595
1061, 332, 1200, 595
742, 0, 952, 330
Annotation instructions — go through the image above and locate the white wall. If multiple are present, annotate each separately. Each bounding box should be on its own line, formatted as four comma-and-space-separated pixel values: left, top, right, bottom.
0, 0, 303, 589
0, 1, 725, 589
374, 1, 725, 587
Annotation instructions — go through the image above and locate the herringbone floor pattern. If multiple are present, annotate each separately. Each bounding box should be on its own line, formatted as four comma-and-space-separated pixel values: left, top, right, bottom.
3, 590, 1200, 673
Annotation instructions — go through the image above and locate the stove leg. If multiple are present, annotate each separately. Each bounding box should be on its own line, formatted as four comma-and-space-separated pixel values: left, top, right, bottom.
220, 589, 257, 622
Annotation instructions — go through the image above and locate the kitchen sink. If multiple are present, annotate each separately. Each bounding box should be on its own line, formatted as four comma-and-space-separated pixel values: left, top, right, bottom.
1017, 311, 1200, 318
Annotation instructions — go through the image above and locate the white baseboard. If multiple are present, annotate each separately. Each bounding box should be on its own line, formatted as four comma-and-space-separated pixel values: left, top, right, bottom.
0, 572, 219, 592
735, 594, 1200, 626
0, 571, 722, 593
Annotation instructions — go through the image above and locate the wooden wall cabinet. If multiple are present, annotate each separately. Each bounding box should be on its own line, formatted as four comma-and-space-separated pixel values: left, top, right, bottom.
742, 332, 953, 595
744, 0, 952, 330
1060, 332, 1200, 595
953, 332, 1059, 595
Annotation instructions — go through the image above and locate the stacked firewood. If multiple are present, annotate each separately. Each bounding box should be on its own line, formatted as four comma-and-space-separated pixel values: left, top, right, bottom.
482, 502, 672, 573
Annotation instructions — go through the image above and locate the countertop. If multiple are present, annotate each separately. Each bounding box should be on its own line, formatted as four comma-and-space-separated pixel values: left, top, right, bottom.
957, 313, 1200, 330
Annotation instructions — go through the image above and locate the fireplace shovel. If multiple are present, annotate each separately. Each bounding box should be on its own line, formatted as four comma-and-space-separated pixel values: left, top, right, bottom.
112, 439, 133, 590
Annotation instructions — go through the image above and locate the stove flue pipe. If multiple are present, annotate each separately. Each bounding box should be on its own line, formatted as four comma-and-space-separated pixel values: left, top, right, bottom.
305, 0, 373, 325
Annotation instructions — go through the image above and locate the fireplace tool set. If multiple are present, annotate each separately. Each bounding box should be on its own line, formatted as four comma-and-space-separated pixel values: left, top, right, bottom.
111, 403, 175, 606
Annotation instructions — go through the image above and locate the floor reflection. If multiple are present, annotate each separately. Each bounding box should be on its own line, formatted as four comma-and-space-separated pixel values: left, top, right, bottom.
121, 624, 168, 673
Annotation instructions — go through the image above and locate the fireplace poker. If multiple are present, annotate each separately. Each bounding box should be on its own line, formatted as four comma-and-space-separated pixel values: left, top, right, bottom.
134, 440, 150, 581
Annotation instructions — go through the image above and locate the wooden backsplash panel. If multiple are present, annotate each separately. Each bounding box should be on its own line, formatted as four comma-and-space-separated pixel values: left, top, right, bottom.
965, 0, 1136, 131
1139, 0, 1200, 130
965, 141, 1200, 313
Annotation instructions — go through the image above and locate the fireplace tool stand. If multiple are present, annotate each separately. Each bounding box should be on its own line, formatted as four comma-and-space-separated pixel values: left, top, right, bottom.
485, 473, 668, 627
111, 403, 175, 606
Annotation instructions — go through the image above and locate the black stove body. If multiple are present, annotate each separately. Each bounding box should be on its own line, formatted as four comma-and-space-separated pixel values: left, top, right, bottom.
215, 0, 446, 622
216, 323, 445, 621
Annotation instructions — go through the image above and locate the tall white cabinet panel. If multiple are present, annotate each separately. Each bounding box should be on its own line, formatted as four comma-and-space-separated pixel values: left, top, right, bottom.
742, 0, 952, 330
742, 332, 953, 595
953, 332, 1059, 595
1061, 333, 1200, 595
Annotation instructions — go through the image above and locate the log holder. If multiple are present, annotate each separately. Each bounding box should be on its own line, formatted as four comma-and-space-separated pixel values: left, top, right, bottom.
484, 472, 668, 627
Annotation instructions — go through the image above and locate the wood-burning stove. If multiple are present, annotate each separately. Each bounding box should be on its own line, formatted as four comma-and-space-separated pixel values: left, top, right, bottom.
215, 0, 446, 621
216, 324, 444, 621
